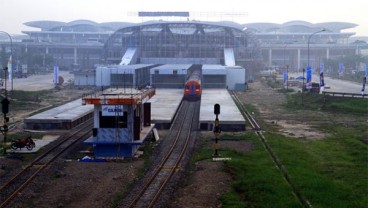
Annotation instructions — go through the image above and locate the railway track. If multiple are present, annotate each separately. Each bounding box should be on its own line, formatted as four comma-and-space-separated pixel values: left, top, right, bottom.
121, 100, 200, 208
229, 91, 312, 208
0, 119, 93, 208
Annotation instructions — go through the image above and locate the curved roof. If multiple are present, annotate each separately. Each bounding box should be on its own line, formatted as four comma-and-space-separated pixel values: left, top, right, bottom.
112, 20, 246, 34
24, 19, 125, 32
24, 20, 66, 30
244, 21, 357, 33
24, 20, 358, 35
116, 20, 244, 30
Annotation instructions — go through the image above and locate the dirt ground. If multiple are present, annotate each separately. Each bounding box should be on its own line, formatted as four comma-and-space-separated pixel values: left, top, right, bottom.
28, 160, 144, 208
2, 78, 332, 207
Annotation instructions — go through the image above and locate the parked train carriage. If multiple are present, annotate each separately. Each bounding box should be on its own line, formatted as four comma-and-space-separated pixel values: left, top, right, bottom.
184, 70, 202, 100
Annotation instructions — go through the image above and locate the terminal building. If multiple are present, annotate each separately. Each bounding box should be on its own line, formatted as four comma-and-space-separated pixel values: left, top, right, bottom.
243, 21, 368, 72
1, 19, 366, 75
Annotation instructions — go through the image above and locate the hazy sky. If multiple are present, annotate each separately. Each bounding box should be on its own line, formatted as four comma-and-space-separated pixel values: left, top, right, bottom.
1, 0, 367, 36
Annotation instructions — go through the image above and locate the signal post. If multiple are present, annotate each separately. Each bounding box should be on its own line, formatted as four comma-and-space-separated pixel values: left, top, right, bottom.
213, 104, 221, 157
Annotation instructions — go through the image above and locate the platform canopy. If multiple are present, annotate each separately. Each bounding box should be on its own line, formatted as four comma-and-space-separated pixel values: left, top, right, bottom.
82, 88, 155, 105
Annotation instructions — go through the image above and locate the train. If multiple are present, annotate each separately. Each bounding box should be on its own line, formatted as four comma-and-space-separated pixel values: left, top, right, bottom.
184, 69, 202, 100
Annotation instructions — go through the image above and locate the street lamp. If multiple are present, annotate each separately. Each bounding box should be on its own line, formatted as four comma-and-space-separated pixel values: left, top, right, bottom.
307, 29, 325, 78
301, 28, 325, 117
0, 31, 13, 91
303, 29, 325, 93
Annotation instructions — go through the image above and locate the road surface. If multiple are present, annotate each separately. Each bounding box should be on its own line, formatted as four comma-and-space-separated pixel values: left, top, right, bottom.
288, 73, 364, 94
2, 71, 73, 91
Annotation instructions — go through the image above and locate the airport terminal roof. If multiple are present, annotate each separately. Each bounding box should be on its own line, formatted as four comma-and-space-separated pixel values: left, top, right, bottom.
244, 21, 358, 34
23, 20, 247, 34
24, 20, 135, 32
23, 19, 360, 36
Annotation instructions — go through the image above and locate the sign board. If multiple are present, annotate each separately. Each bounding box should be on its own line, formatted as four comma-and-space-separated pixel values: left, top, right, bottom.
102, 105, 124, 116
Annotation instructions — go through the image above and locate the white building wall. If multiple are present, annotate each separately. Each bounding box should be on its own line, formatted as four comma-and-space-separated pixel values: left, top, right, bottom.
226, 67, 246, 90
96, 66, 112, 86
150, 64, 191, 75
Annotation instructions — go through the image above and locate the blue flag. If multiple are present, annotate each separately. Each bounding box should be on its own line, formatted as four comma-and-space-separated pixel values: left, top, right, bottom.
306, 66, 312, 83
283, 70, 287, 83
339, 63, 345, 74
366, 64, 368, 76
320, 63, 324, 73
53, 66, 59, 84
283, 70, 288, 88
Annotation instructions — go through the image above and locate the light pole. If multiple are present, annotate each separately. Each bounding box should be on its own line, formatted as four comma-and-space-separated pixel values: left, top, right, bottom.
306, 28, 325, 83
0, 31, 13, 91
302, 29, 325, 116
283, 42, 295, 89
0, 31, 12, 155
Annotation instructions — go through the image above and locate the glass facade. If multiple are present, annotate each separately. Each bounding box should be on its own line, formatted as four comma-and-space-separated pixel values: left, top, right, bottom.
104, 21, 263, 69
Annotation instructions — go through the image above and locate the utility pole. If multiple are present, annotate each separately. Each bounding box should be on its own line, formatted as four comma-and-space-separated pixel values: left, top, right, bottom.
1, 67, 9, 155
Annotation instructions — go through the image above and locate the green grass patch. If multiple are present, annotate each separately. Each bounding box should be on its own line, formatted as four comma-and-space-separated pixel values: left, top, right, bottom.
193, 125, 367, 207
277, 88, 295, 93
243, 103, 260, 117
264, 129, 368, 208
194, 132, 301, 207
323, 97, 368, 114
110, 192, 124, 208
266, 79, 282, 89
285, 93, 368, 115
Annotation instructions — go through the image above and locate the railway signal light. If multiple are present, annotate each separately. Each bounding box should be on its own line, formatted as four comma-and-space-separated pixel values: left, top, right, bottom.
1, 98, 9, 114
213, 104, 221, 157
214, 103, 220, 115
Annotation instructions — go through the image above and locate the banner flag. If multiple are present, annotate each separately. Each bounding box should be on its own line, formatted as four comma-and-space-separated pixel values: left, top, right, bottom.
306, 66, 312, 83
283, 70, 288, 88
320, 63, 324, 73
53, 66, 59, 84
320, 72, 325, 87
339, 63, 345, 74
7, 56, 12, 81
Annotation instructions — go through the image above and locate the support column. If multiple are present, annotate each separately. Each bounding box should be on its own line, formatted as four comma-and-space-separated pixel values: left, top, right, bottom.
297, 48, 301, 72
269, 48, 272, 67
326, 48, 330, 59
74, 47, 77, 65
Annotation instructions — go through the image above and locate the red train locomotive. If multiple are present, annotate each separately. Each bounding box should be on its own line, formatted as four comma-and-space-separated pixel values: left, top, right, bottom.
184, 69, 202, 100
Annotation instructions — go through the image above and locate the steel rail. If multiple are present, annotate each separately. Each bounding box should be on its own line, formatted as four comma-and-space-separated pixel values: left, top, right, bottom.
230, 91, 312, 208
0, 120, 93, 207
127, 101, 198, 208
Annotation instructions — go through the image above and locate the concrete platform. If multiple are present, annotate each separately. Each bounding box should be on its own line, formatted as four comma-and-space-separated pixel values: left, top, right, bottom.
24, 99, 94, 130
200, 89, 245, 131
149, 89, 183, 129
7, 135, 59, 153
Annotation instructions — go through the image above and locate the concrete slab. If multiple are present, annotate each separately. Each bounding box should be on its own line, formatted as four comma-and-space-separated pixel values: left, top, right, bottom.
25, 99, 93, 122
7, 135, 59, 153
200, 89, 245, 131
150, 89, 183, 128
24, 99, 94, 130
